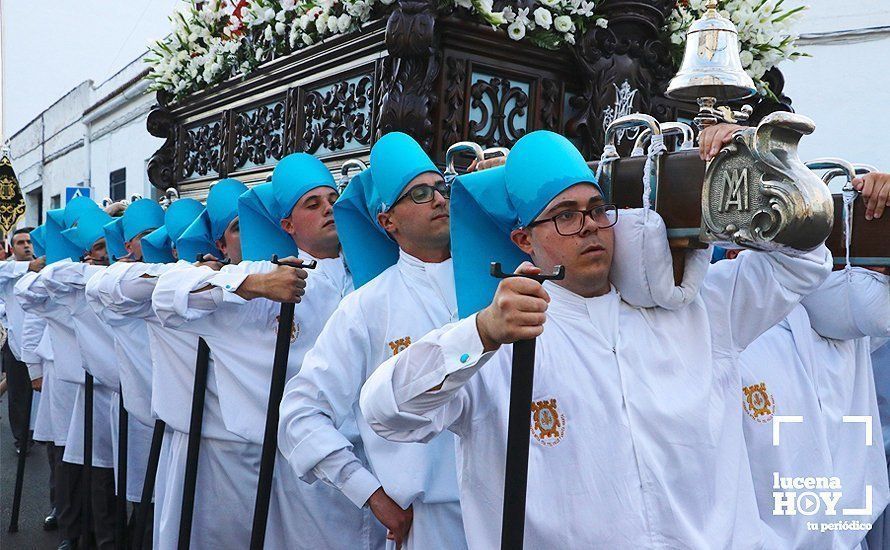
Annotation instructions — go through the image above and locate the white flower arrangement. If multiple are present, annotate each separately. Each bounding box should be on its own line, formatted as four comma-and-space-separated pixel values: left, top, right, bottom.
147, 0, 805, 103
667, 0, 808, 96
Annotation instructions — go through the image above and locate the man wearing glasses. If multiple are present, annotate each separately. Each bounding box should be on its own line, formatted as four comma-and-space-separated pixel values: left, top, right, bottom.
360, 128, 834, 548
279, 132, 467, 549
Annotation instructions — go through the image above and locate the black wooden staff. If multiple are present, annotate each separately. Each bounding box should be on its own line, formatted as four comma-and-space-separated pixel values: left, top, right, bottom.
249, 255, 316, 550
116, 389, 128, 550
82, 372, 95, 548
177, 337, 211, 550
7, 382, 33, 532
491, 262, 565, 550
133, 419, 165, 550
177, 253, 229, 549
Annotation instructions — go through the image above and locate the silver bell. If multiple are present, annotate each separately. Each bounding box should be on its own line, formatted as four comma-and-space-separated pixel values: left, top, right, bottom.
666, 0, 756, 102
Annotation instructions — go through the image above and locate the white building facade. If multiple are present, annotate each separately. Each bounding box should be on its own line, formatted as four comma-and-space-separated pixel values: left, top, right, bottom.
783, 0, 890, 172
8, 55, 164, 228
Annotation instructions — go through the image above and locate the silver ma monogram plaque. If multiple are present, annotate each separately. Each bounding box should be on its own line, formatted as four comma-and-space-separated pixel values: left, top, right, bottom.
700, 112, 834, 252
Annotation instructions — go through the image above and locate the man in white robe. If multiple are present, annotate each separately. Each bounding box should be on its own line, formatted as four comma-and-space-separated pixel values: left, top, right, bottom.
0, 227, 44, 452
82, 198, 175, 547
152, 156, 380, 549
87, 196, 235, 550
360, 128, 833, 549
278, 133, 467, 550
735, 260, 890, 548
20, 198, 118, 549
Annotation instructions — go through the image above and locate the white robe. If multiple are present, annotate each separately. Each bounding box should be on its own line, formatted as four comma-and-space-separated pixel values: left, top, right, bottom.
17, 260, 114, 467
18, 279, 74, 446
84, 266, 160, 502
360, 247, 832, 549
280, 250, 466, 550
43, 262, 152, 498
739, 268, 890, 549
867, 340, 889, 550
91, 260, 237, 549
0, 260, 42, 427
152, 256, 373, 549
0, 260, 33, 359
16, 272, 79, 448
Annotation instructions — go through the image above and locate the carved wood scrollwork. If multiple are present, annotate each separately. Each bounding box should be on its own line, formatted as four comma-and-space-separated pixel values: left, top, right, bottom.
376, 0, 440, 152
181, 118, 224, 180
303, 76, 374, 155
233, 100, 287, 169
540, 78, 561, 132
442, 57, 467, 149
468, 76, 529, 148
146, 104, 176, 190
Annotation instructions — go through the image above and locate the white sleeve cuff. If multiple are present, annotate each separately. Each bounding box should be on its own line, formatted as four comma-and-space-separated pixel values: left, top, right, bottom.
27, 363, 43, 380
439, 313, 487, 376
340, 467, 383, 509
207, 271, 250, 305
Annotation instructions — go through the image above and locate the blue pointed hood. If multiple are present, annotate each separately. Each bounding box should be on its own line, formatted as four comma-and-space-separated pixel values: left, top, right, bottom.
451, 131, 601, 317
239, 182, 300, 261
239, 154, 337, 261
142, 198, 204, 263
103, 218, 128, 261
369, 132, 441, 215
46, 199, 102, 263
62, 208, 114, 255
332, 169, 400, 287
30, 225, 46, 258
206, 178, 248, 242
177, 179, 247, 261
271, 153, 337, 219
63, 196, 96, 228
331, 133, 440, 288
122, 199, 165, 241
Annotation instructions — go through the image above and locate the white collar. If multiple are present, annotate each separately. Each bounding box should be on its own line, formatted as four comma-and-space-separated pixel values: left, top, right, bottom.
397, 249, 457, 318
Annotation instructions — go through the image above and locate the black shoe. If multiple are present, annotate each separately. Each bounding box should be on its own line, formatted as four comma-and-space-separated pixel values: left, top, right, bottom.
43, 507, 58, 531
57, 539, 78, 550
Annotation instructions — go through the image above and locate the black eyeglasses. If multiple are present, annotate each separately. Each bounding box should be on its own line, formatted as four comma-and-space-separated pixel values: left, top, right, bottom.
394, 181, 451, 205
527, 204, 618, 236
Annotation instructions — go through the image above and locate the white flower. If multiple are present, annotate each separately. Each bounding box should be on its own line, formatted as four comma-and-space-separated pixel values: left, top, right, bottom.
541, 0, 559, 6
500, 5, 516, 23
478, 0, 494, 15
315, 13, 329, 33
302, 33, 315, 45
275, 21, 286, 35
533, 7, 552, 30
379, 0, 396, 5
554, 15, 573, 33
739, 49, 754, 67
255, 47, 264, 61
515, 7, 530, 26
264, 8, 276, 22
507, 20, 526, 40
564, 32, 575, 45
327, 14, 339, 33
263, 25, 273, 41
572, 0, 595, 16
453, 0, 472, 9
281, 0, 297, 10
299, 14, 311, 30
337, 13, 352, 33
595, 17, 608, 28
